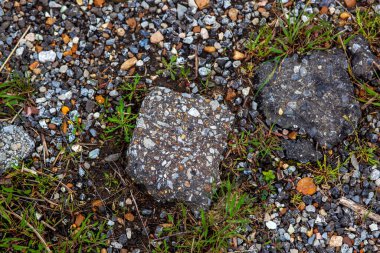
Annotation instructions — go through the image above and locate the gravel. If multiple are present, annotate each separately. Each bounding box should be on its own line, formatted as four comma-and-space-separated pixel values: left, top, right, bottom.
0, 0, 378, 252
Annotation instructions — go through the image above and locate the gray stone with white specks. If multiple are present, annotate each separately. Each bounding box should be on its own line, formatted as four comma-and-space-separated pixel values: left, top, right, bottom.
0, 124, 35, 173
348, 35, 380, 86
126, 87, 234, 210
256, 49, 361, 151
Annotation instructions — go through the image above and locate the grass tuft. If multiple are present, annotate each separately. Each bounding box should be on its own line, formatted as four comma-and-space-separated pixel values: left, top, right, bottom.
153, 180, 253, 253
0, 164, 107, 252
0, 73, 33, 118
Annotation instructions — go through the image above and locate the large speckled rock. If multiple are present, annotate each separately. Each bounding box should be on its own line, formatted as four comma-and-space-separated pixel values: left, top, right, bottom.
126, 87, 234, 210
256, 49, 361, 160
348, 35, 380, 86
0, 124, 35, 174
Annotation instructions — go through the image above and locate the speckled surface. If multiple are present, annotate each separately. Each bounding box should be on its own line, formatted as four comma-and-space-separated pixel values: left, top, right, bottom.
0, 124, 35, 173
256, 49, 362, 148
348, 35, 380, 87
126, 87, 235, 210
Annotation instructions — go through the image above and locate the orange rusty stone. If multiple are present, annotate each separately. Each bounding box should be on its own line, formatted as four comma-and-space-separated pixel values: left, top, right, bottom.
29, 61, 39, 70
297, 177, 317, 195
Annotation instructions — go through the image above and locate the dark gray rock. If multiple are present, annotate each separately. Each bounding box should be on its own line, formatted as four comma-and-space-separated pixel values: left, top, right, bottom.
348, 35, 380, 86
256, 49, 361, 149
0, 124, 35, 173
126, 87, 234, 210
281, 139, 322, 163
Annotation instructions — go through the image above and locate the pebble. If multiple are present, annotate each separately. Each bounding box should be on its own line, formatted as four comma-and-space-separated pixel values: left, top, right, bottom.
59, 65, 68, 73
370, 169, 380, 181
329, 235, 343, 247
16, 47, 24, 56
266, 221, 277, 230
121, 57, 137, 70
198, 67, 211, 77
150, 31, 164, 44
89, 149, 100, 159
200, 28, 209, 39
305, 205, 316, 212
344, 0, 356, 8
369, 223, 378, 232
38, 50, 57, 63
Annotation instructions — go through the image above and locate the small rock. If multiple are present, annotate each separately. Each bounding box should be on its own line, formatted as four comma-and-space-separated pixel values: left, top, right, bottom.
228, 8, 239, 21
89, 149, 100, 159
177, 4, 187, 20
266, 221, 277, 230
38, 50, 57, 63
369, 223, 378, 231
94, 0, 105, 7
344, 0, 356, 8
370, 169, 380, 181
195, 0, 210, 10
121, 57, 137, 71
305, 205, 316, 212
150, 31, 164, 44
329, 235, 343, 247
200, 28, 209, 39
116, 28, 125, 37
232, 50, 245, 60
297, 177, 317, 195
204, 46, 216, 53
198, 67, 211, 77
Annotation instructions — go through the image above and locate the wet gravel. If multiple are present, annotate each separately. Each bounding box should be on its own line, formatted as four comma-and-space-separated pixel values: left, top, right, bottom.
0, 0, 379, 252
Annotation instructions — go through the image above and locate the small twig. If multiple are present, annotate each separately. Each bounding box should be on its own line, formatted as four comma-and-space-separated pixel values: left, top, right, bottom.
0, 25, 31, 73
153, 231, 190, 241
40, 133, 49, 165
339, 197, 380, 222
10, 108, 23, 124
7, 209, 52, 253
41, 220, 57, 232
130, 190, 151, 249
36, 192, 59, 207
194, 45, 199, 79
361, 96, 377, 110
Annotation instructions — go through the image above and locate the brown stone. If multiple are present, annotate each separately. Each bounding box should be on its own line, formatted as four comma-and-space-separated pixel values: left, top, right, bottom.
204, 46, 216, 53
74, 214, 85, 227
343, 236, 353, 246
150, 31, 164, 44
29, 61, 39, 70
344, 0, 356, 8
320, 6, 328, 14
340, 12, 351, 20
121, 57, 137, 71
62, 34, 70, 44
94, 0, 105, 7
193, 26, 201, 33
126, 18, 137, 29
48, 123, 57, 130
228, 8, 239, 21
46, 17, 56, 26
296, 177, 317, 195
232, 50, 245, 60
195, 0, 210, 10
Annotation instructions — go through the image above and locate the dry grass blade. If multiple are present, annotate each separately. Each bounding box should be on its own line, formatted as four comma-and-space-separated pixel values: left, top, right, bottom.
339, 197, 380, 222
0, 25, 31, 73
6, 207, 52, 253
130, 190, 151, 250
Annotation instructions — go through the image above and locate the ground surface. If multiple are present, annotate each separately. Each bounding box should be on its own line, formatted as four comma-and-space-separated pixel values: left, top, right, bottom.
0, 0, 379, 253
